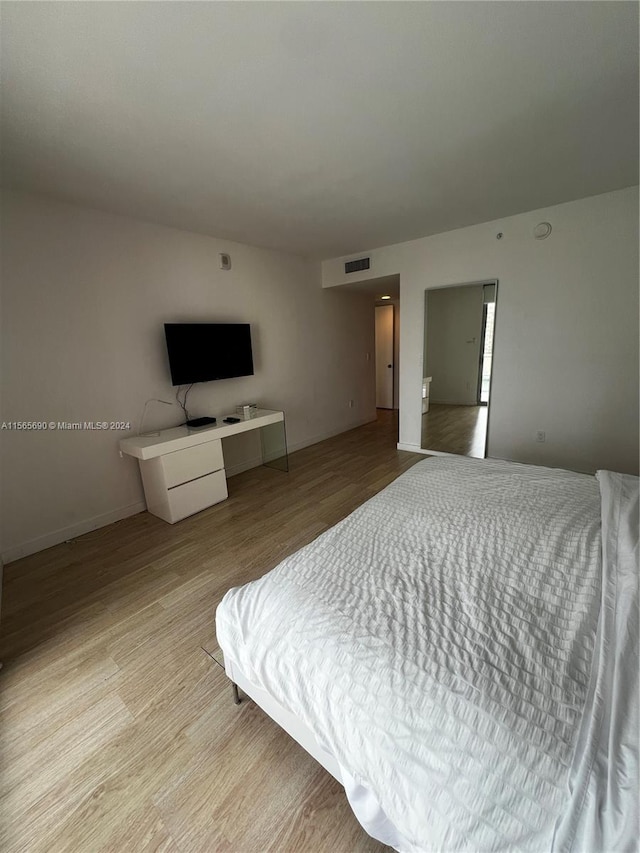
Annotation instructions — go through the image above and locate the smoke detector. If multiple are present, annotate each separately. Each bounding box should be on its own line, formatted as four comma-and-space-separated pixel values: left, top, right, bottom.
533, 222, 552, 240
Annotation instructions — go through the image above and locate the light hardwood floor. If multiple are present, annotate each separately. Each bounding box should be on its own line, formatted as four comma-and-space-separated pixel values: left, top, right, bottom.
421, 403, 488, 458
0, 411, 424, 853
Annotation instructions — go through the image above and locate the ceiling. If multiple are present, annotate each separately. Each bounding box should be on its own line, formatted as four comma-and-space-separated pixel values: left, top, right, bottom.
1, 2, 637, 259
338, 275, 400, 302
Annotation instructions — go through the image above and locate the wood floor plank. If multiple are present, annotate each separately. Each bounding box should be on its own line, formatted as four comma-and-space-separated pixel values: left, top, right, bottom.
0, 411, 422, 852
421, 403, 488, 457
76, 802, 179, 853
0, 655, 120, 758
0, 695, 134, 839
267, 771, 387, 853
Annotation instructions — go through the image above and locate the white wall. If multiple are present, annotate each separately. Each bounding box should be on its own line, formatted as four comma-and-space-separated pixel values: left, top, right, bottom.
1, 191, 376, 562
426, 284, 484, 405
323, 186, 639, 476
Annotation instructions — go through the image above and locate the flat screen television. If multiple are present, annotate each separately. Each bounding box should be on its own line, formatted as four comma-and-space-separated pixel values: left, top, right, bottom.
164, 323, 254, 386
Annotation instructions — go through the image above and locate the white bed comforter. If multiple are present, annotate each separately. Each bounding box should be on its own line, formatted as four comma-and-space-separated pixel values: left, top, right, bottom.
216, 458, 638, 852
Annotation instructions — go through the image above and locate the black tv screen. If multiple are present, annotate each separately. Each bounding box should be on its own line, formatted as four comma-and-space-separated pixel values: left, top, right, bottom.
164, 323, 254, 386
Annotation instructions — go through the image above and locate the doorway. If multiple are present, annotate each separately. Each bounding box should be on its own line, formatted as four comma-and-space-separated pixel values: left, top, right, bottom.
421, 280, 498, 458
333, 273, 400, 431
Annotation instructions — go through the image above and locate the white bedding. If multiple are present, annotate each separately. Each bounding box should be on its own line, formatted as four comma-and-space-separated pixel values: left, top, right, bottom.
552, 470, 639, 852
216, 457, 638, 852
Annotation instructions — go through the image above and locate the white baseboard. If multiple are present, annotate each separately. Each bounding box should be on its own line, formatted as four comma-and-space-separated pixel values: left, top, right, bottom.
3, 417, 377, 564
226, 417, 376, 476
396, 442, 425, 453
289, 416, 376, 454
419, 448, 466, 458
429, 400, 479, 407
397, 443, 468, 460
225, 454, 264, 478
1, 501, 146, 564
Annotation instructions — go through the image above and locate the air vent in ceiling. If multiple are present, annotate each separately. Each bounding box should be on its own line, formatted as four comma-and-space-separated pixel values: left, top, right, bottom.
345, 257, 370, 274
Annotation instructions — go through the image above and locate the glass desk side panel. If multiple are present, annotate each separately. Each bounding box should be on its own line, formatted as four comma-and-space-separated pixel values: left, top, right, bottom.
260, 419, 289, 472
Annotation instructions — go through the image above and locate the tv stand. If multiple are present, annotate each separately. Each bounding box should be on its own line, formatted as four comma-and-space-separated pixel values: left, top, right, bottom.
119, 409, 287, 523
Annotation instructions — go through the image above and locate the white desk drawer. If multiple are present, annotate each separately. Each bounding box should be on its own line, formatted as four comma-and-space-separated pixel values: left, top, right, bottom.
161, 439, 223, 488
167, 469, 228, 522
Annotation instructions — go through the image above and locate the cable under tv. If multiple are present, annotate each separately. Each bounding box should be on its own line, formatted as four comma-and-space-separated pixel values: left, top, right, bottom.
185, 417, 217, 428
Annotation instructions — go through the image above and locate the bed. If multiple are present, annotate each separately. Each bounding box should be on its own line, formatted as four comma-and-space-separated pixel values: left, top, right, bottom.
215, 457, 639, 852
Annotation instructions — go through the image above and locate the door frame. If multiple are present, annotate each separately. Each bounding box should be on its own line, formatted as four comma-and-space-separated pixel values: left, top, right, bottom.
422, 278, 498, 458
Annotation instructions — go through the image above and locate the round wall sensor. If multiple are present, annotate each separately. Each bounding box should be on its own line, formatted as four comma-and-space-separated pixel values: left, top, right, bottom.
533, 222, 552, 240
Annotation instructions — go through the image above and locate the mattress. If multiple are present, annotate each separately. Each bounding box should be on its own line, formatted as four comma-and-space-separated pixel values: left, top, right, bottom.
216, 457, 638, 852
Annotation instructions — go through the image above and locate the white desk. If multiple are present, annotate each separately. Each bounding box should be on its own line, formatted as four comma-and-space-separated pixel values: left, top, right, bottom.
119, 409, 286, 523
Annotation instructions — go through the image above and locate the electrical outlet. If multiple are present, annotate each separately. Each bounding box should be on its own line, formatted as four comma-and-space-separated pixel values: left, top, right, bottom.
535, 430, 546, 443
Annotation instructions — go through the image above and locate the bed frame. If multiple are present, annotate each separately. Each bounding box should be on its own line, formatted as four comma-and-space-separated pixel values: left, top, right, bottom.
224, 654, 343, 784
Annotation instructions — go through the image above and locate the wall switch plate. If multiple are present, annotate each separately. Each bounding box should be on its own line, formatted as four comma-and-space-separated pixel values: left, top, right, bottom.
536, 430, 546, 442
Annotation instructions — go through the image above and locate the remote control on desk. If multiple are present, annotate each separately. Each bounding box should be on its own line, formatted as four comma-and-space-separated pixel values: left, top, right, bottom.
223, 417, 241, 424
